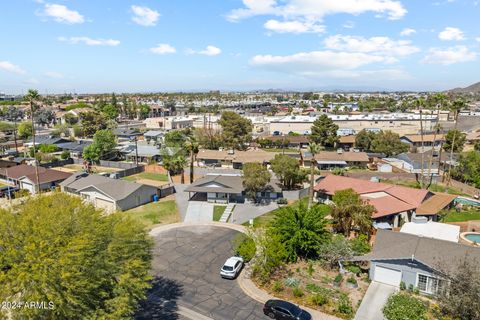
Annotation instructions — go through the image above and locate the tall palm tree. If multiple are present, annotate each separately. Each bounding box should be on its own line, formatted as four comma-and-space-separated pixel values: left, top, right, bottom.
446, 98, 465, 187
415, 98, 426, 188
185, 137, 199, 184
426, 93, 447, 189
307, 142, 321, 209
25, 89, 40, 194
175, 155, 188, 184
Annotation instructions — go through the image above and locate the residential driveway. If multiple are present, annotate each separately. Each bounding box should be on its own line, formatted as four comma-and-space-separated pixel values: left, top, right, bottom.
135, 225, 265, 320
355, 282, 398, 320
173, 184, 190, 220
232, 202, 279, 225
184, 201, 213, 223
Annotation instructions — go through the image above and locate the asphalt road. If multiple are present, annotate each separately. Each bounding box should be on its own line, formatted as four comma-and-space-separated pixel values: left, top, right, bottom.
135, 225, 266, 320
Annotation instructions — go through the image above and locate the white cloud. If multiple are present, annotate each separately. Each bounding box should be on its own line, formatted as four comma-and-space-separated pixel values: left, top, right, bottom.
422, 46, 476, 65
150, 44, 176, 55
324, 35, 420, 57
131, 5, 160, 26
42, 3, 84, 24
250, 51, 390, 74
264, 19, 325, 33
44, 71, 64, 79
0, 61, 26, 74
58, 36, 120, 46
400, 28, 416, 36
188, 45, 222, 56
227, 0, 407, 22
438, 27, 465, 41
475, 37, 480, 42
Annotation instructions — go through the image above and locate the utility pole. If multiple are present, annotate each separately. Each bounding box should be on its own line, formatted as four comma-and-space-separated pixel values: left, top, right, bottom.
134, 136, 139, 165
29, 97, 40, 194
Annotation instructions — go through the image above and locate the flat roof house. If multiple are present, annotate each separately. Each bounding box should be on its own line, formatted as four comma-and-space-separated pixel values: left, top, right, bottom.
351, 230, 480, 293
60, 173, 158, 213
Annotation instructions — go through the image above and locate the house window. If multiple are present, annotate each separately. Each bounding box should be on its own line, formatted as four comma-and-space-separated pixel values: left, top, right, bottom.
417, 274, 443, 294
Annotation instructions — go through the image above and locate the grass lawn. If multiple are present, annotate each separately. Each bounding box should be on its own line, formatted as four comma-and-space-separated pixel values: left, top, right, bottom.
213, 205, 227, 221
123, 172, 169, 182
382, 179, 468, 196
122, 200, 179, 229
441, 209, 480, 222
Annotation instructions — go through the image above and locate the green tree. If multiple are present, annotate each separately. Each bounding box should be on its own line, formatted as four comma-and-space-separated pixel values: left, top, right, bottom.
138, 104, 150, 119
383, 293, 428, 320
270, 154, 307, 189
270, 203, 331, 261
452, 151, 480, 188
242, 163, 271, 203
331, 189, 375, 237
317, 234, 353, 269
83, 129, 117, 162
355, 129, 378, 151
475, 141, 480, 152
438, 259, 480, 320
218, 111, 253, 150
34, 108, 55, 127
164, 130, 189, 147
79, 111, 107, 137
443, 129, 466, 153
64, 113, 78, 125
0, 194, 152, 320
309, 114, 338, 148
370, 131, 409, 156
17, 121, 33, 139
101, 104, 119, 120
252, 229, 287, 283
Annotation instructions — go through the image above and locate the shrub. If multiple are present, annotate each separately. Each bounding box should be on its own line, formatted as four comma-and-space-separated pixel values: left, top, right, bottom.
38, 144, 58, 153
337, 294, 353, 315
14, 189, 30, 198
347, 277, 357, 285
60, 150, 70, 160
307, 262, 314, 276
233, 234, 256, 263
408, 284, 414, 292
349, 234, 371, 255
276, 198, 288, 205
272, 281, 284, 293
345, 265, 361, 275
309, 293, 329, 306
334, 273, 343, 285
284, 277, 300, 288
400, 281, 406, 291
293, 287, 304, 298
383, 293, 428, 320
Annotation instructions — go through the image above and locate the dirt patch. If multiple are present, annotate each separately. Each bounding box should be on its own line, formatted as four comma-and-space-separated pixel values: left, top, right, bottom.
135, 178, 170, 187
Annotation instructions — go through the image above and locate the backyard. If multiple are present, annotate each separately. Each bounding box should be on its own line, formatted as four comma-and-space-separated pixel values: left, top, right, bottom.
60, 164, 121, 173
122, 197, 179, 229
122, 172, 169, 186
440, 208, 480, 222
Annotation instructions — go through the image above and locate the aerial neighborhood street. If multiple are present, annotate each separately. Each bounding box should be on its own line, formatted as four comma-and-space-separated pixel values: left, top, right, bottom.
1, 1, 480, 320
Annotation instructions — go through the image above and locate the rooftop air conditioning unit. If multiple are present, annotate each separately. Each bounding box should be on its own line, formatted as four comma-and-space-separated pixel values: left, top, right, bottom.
337, 148, 343, 154
227, 149, 234, 155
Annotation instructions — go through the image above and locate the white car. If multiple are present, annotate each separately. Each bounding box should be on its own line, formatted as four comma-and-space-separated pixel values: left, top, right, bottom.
220, 256, 244, 279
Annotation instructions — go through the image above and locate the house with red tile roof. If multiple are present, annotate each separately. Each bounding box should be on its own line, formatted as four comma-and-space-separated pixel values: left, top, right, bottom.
314, 175, 455, 229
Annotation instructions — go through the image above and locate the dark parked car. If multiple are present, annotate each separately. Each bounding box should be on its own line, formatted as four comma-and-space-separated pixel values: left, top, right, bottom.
0, 186, 19, 198
263, 299, 312, 320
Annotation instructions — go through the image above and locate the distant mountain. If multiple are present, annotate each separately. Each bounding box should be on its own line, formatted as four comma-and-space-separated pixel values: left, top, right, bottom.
449, 82, 480, 93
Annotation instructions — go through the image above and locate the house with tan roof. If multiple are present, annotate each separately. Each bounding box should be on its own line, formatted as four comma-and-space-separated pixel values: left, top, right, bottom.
400, 134, 445, 148
196, 148, 285, 169
301, 150, 370, 170
314, 175, 456, 229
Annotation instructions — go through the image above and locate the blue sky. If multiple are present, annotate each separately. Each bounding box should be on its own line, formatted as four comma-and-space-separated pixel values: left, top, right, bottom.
0, 0, 479, 94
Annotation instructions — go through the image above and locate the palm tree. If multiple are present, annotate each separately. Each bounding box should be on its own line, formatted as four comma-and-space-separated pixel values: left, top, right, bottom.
25, 89, 40, 194
426, 93, 447, 189
307, 142, 321, 209
185, 137, 199, 184
415, 98, 426, 188
175, 155, 188, 184
446, 98, 465, 187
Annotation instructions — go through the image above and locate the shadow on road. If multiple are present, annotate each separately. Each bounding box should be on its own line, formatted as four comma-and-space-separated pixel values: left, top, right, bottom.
135, 276, 184, 320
